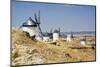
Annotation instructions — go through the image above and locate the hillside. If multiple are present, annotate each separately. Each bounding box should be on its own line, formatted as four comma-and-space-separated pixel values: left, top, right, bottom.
12, 28, 96, 66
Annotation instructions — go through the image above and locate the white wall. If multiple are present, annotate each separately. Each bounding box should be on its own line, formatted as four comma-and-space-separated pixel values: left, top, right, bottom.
53, 33, 59, 41
43, 36, 50, 42
22, 27, 40, 36
66, 34, 72, 42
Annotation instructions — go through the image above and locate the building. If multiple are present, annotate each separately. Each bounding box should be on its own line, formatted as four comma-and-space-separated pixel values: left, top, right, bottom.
21, 17, 41, 37
21, 11, 43, 41
80, 37, 86, 46
35, 34, 43, 41
66, 34, 72, 42
53, 29, 60, 41
66, 32, 73, 42
43, 32, 50, 42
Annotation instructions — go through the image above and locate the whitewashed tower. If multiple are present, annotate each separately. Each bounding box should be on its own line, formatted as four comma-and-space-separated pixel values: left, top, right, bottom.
66, 32, 73, 42
53, 29, 60, 41
21, 17, 40, 36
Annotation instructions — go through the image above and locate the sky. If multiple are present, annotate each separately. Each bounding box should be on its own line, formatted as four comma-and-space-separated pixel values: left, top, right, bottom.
12, 0, 96, 32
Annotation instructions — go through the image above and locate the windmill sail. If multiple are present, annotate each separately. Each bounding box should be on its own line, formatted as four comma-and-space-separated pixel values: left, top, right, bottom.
38, 11, 43, 35
38, 11, 40, 24
34, 13, 38, 23
34, 11, 42, 35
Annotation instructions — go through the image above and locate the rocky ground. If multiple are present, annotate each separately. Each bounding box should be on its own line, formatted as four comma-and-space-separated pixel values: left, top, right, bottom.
11, 28, 96, 66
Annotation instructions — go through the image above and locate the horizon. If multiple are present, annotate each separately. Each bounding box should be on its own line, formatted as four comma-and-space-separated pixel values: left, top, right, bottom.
12, 0, 96, 32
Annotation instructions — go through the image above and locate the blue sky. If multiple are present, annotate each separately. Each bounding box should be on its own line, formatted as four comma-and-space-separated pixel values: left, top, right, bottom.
12, 0, 96, 32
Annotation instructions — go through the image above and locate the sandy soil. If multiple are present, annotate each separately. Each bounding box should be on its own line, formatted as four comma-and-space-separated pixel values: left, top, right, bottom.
11, 28, 96, 66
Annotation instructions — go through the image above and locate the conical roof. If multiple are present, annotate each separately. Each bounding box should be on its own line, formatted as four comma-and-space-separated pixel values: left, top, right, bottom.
53, 29, 59, 33
22, 17, 37, 27
43, 32, 50, 37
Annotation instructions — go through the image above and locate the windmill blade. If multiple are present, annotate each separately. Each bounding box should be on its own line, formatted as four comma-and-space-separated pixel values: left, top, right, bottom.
38, 25, 42, 35
34, 13, 38, 23
38, 10, 40, 24
33, 11, 42, 35
38, 11, 42, 34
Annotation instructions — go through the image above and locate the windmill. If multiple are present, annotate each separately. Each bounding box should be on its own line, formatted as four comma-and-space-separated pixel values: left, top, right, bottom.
34, 11, 43, 35
20, 11, 43, 38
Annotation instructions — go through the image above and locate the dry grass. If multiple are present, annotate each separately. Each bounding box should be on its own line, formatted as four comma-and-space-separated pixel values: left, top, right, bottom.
12, 28, 96, 66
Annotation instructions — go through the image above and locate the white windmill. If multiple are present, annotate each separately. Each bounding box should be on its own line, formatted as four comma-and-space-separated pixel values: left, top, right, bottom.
80, 36, 86, 46
53, 29, 60, 41
43, 32, 50, 42
66, 32, 73, 42
21, 11, 43, 40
